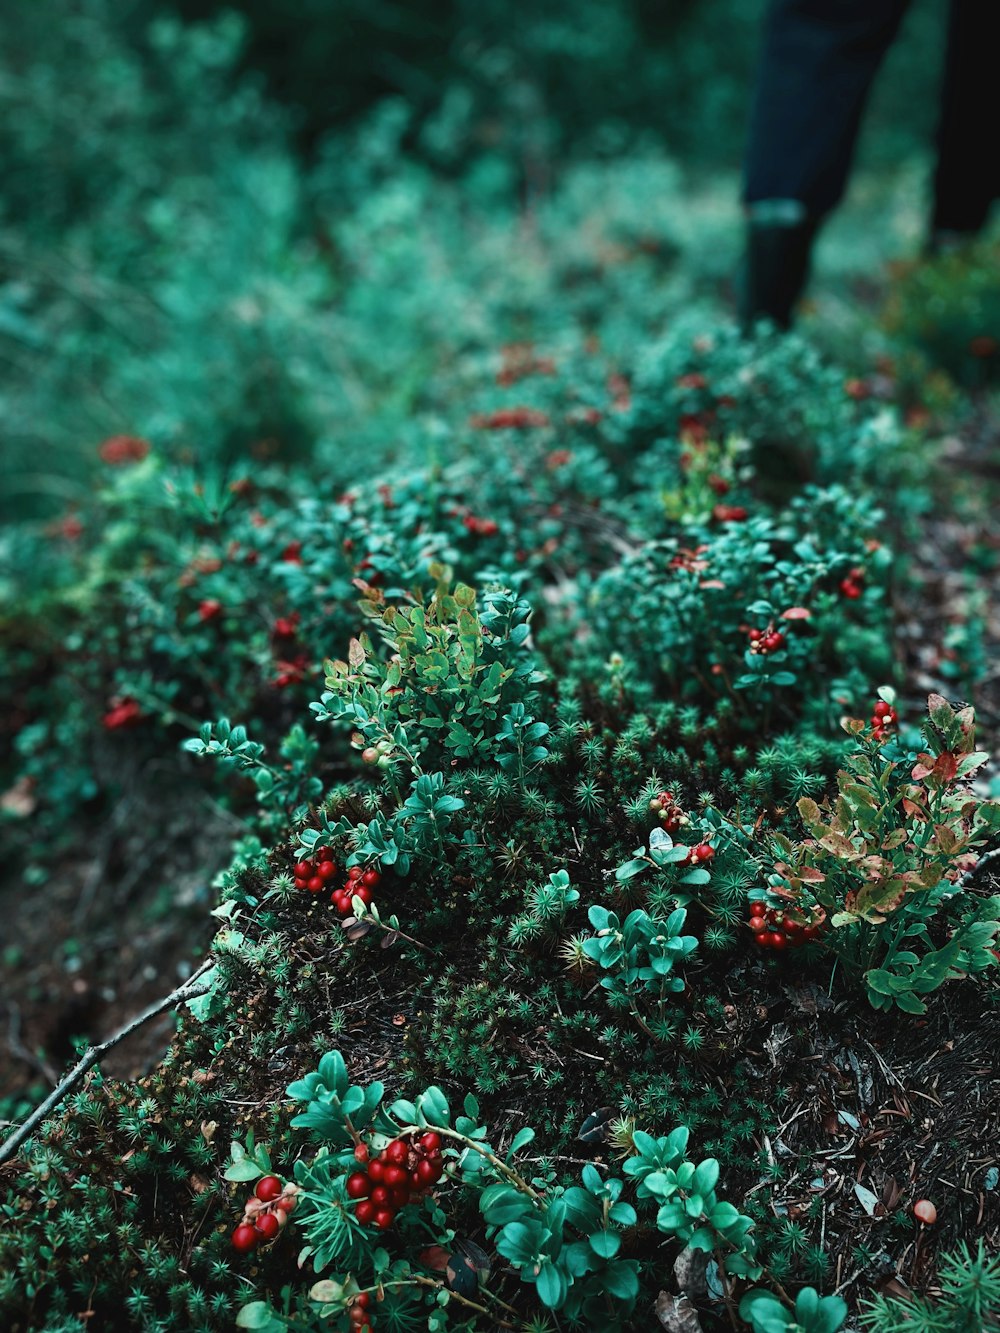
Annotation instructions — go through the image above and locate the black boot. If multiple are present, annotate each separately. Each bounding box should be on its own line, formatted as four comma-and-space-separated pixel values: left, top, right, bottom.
738, 207, 819, 332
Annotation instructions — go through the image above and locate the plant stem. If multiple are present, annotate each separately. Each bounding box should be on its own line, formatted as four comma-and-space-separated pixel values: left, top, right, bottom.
0, 962, 213, 1166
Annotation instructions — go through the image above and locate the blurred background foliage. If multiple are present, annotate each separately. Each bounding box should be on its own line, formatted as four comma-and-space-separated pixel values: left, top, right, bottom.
0, 0, 958, 524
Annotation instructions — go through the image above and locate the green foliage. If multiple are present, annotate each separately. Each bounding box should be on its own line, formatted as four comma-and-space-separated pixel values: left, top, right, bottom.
748, 691, 1000, 1011
861, 1241, 1000, 1332
741, 1286, 848, 1333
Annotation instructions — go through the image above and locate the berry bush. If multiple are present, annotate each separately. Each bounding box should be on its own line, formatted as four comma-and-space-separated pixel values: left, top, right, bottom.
2, 7, 1000, 1333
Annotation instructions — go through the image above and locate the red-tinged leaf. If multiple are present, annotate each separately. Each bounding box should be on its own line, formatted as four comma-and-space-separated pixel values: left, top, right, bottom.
348, 637, 366, 667
798, 866, 827, 883
819, 832, 858, 859
797, 797, 822, 825
931, 752, 959, 783
380, 930, 399, 949
927, 693, 953, 728
699, 579, 726, 589
781, 606, 811, 620
932, 823, 959, 855
841, 717, 866, 736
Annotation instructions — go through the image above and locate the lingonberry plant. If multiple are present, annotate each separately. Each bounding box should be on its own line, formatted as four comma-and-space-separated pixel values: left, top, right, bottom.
737, 691, 1000, 1011
3, 55, 998, 1331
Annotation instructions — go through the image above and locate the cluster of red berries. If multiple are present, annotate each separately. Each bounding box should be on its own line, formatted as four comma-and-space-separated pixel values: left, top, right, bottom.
712, 504, 749, 523
231, 1175, 298, 1252
102, 697, 143, 730
346, 1132, 445, 1231
469, 407, 551, 430
98, 434, 150, 466
293, 849, 339, 894
749, 901, 822, 950
271, 613, 309, 689
748, 626, 786, 655
648, 789, 688, 834
293, 852, 381, 916
682, 842, 715, 867
462, 514, 500, 537
330, 866, 380, 917
871, 699, 898, 738
346, 1292, 374, 1331
839, 565, 865, 599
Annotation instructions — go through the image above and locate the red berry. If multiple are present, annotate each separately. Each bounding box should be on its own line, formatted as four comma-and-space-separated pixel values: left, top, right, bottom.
769, 933, 788, 950
750, 917, 768, 934
294, 862, 313, 880
390, 1186, 410, 1207
420, 1132, 442, 1152
383, 1164, 407, 1188
231, 1224, 259, 1253
370, 1185, 389, 1206
362, 869, 380, 887
274, 1194, 296, 1214
873, 700, 892, 718
367, 1160, 384, 1182
749, 902, 766, 918
255, 1212, 280, 1241
198, 599, 223, 623
356, 1294, 371, 1310
255, 1175, 283, 1203
694, 842, 714, 862
374, 1208, 394, 1230
355, 885, 373, 906
346, 1173, 370, 1199
314, 846, 334, 862
294, 878, 309, 891
307, 876, 324, 893
355, 1200, 375, 1225
348, 866, 364, 881
386, 1139, 408, 1165
354, 1143, 370, 1163
416, 1158, 442, 1186
317, 860, 337, 880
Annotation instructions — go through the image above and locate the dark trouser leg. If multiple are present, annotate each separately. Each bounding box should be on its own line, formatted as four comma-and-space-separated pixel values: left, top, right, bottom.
740, 0, 912, 328
931, 0, 999, 239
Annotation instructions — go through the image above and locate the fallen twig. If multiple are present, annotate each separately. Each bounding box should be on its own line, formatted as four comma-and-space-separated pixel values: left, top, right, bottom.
0, 962, 213, 1167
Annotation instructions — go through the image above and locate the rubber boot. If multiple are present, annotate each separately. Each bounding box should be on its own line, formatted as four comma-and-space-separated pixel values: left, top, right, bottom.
738, 206, 820, 332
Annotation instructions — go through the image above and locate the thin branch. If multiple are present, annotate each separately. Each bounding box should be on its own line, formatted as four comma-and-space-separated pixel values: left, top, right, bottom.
0, 962, 214, 1167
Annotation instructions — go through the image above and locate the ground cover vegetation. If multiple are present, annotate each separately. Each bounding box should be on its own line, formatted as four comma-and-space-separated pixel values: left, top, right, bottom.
2, 3, 1000, 1332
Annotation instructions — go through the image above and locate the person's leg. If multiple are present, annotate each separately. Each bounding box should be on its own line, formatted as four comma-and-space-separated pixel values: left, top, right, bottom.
740, 0, 912, 328
931, 0, 999, 243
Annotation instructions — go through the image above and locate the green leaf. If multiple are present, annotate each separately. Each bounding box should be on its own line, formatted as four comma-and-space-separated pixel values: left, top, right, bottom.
588, 1230, 621, 1259
535, 1260, 568, 1310
508, 1127, 535, 1157
615, 858, 648, 882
